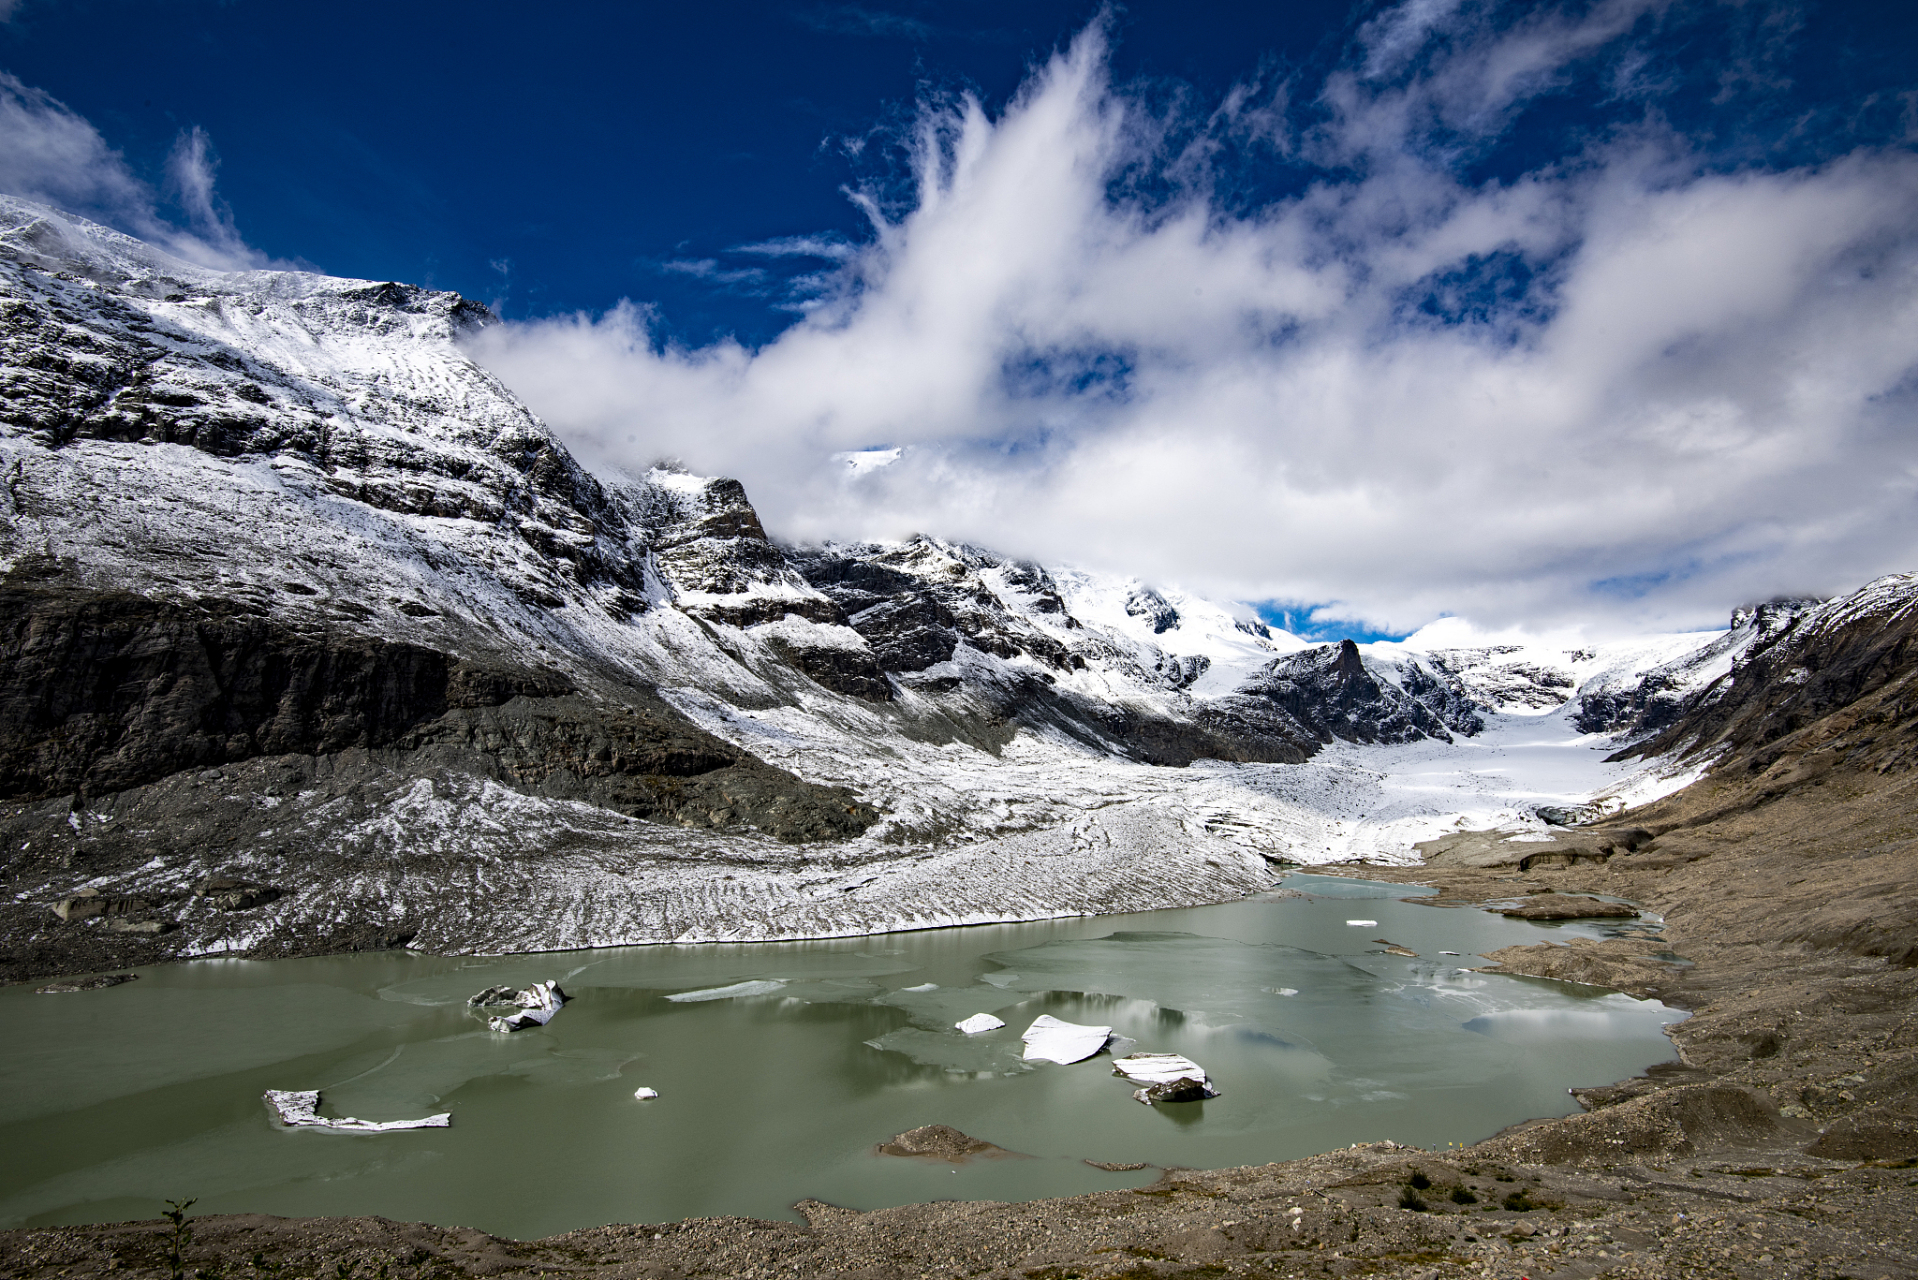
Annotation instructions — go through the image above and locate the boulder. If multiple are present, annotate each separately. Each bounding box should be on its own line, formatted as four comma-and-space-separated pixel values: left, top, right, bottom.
1133, 1076, 1219, 1105
877, 1124, 1021, 1162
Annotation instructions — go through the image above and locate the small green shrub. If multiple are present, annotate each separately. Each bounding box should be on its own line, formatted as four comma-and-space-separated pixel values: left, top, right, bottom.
1407, 1170, 1432, 1190
1450, 1187, 1478, 1204
1398, 1187, 1429, 1212
162, 1199, 197, 1280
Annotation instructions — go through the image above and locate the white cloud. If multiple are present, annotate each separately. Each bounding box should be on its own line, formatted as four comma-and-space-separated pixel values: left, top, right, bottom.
0, 73, 266, 269
468, 7, 1918, 635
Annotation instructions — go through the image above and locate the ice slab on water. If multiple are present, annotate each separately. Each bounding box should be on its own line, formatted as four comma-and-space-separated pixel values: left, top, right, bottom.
956, 1013, 1005, 1034
1345, 919, 1378, 927
1021, 1014, 1113, 1064
264, 1090, 449, 1131
902, 983, 938, 992
665, 979, 788, 1003
633, 1087, 659, 1100
477, 979, 567, 1032
1111, 1052, 1209, 1085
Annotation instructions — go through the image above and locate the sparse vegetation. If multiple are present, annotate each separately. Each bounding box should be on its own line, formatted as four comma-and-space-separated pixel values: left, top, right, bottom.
162, 1199, 197, 1280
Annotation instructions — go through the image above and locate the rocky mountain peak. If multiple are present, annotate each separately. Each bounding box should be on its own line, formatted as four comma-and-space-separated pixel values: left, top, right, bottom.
1333, 638, 1365, 683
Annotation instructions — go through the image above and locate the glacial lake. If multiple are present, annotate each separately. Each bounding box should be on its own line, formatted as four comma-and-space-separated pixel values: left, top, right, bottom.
0, 876, 1684, 1240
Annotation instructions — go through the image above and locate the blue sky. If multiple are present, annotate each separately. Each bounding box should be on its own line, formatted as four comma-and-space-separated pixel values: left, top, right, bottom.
1, 0, 1360, 342
4, 1, 1918, 637
6, 0, 1909, 344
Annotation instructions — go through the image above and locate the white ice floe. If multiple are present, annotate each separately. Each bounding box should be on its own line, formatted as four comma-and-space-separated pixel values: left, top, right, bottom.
1111, 1052, 1209, 1085
902, 983, 938, 992
955, 1012, 1006, 1034
633, 1087, 659, 1100
1346, 919, 1378, 927
478, 979, 568, 1032
264, 1089, 449, 1131
1021, 1014, 1113, 1064
664, 979, 789, 1002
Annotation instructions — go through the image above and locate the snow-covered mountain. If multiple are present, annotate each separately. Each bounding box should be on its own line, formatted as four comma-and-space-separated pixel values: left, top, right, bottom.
0, 195, 1898, 971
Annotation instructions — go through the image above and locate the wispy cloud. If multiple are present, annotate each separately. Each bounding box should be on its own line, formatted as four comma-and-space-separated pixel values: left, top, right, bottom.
794, 5, 933, 42
0, 72, 268, 269
733, 233, 860, 260
467, 4, 1918, 635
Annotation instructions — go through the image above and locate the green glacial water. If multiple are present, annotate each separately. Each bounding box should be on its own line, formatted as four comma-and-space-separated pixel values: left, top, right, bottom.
0, 876, 1683, 1240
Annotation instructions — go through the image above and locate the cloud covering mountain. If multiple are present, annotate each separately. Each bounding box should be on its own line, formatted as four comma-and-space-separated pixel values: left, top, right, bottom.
466, 4, 1918, 636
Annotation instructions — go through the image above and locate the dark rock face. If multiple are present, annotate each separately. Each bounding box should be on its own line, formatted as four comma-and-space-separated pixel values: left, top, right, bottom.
1232, 640, 1477, 745
408, 696, 880, 839
0, 585, 563, 802
1614, 578, 1918, 773
789, 540, 1320, 764
749, 630, 894, 701
0, 583, 880, 842
1577, 598, 1820, 737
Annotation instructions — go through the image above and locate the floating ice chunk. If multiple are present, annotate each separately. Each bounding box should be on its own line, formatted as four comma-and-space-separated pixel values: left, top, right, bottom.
264, 1090, 449, 1131
1345, 919, 1378, 927
955, 1012, 1005, 1034
1439, 950, 1462, 956
478, 979, 568, 1032
1111, 1052, 1209, 1085
1021, 1014, 1113, 1064
633, 1087, 659, 1100
1264, 987, 1299, 997
664, 979, 788, 1003
902, 983, 938, 992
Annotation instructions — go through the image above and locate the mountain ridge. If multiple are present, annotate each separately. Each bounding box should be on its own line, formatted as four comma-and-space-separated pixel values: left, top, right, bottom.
1, 194, 1907, 978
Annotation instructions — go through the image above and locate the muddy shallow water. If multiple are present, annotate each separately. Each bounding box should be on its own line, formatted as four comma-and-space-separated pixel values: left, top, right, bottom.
0, 876, 1683, 1240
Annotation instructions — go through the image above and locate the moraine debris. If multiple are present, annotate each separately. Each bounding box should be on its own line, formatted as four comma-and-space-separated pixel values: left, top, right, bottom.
36, 973, 138, 994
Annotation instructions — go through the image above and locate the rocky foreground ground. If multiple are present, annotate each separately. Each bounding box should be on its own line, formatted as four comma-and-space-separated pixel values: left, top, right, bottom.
5, 751, 1916, 1280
